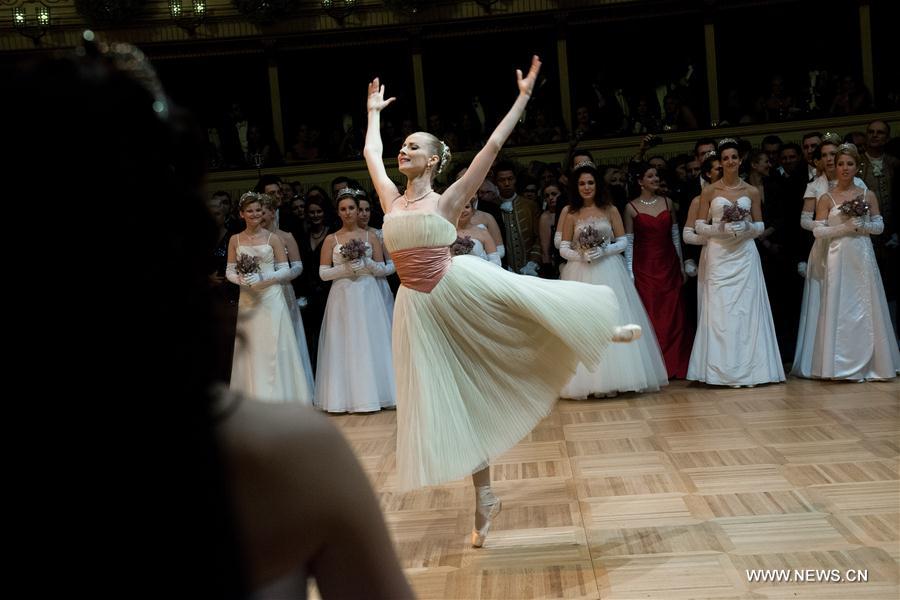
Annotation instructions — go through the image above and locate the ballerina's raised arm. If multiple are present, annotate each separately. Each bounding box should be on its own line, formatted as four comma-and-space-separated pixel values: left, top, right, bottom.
363, 56, 542, 221
363, 78, 400, 214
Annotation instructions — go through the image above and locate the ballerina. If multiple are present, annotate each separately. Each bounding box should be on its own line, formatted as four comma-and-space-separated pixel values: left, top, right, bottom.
363, 55, 640, 548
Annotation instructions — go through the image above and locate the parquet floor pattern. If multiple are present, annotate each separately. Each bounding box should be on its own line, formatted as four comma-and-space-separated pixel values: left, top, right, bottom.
330, 379, 900, 599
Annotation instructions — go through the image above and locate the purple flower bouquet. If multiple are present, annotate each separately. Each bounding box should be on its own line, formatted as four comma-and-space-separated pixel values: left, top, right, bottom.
838, 195, 870, 217
450, 235, 475, 256
340, 238, 368, 261
575, 225, 609, 252
236, 253, 260, 275
720, 204, 750, 223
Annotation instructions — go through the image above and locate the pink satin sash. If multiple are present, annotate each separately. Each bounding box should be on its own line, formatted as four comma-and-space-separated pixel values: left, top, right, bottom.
391, 246, 452, 293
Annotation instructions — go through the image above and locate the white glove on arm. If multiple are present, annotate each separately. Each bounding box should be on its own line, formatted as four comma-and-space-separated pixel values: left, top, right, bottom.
670, 224, 684, 261
694, 219, 733, 239
813, 221, 857, 240
624, 233, 634, 278
853, 215, 884, 235
682, 226, 706, 246
559, 241, 587, 262
800, 211, 816, 232
319, 263, 355, 281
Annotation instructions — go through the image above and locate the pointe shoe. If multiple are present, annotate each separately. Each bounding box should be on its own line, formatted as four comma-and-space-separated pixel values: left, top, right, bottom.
612, 324, 642, 342
471, 487, 502, 548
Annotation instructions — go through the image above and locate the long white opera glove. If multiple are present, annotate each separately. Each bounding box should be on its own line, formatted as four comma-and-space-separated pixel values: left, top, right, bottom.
854, 215, 884, 235
259, 262, 298, 284
733, 221, 765, 241
812, 221, 857, 240
225, 262, 241, 286
496, 244, 506, 259
362, 257, 391, 276
553, 231, 562, 250
559, 241, 588, 262
226, 262, 265, 289
800, 211, 816, 231
318, 263, 355, 281
487, 252, 501, 266
797, 261, 807, 277
624, 233, 634, 278
382, 259, 396, 276
604, 235, 628, 256
694, 219, 733, 239
670, 223, 684, 261
682, 226, 706, 246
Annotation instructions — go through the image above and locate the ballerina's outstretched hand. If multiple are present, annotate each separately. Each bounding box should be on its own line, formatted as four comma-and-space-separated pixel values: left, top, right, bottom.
367, 77, 396, 113
517, 55, 542, 97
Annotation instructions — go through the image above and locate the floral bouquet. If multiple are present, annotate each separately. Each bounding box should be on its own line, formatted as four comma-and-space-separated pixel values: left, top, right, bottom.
340, 238, 368, 261
720, 204, 750, 223
450, 235, 475, 256
235, 253, 260, 276
575, 225, 609, 252
838, 195, 870, 218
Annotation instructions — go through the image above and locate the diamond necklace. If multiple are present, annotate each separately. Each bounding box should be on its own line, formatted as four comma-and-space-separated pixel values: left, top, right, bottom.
404, 189, 433, 207
638, 196, 659, 206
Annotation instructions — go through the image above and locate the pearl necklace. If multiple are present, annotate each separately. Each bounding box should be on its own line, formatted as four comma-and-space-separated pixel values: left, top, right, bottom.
638, 196, 659, 206
404, 189, 433, 207
721, 179, 744, 190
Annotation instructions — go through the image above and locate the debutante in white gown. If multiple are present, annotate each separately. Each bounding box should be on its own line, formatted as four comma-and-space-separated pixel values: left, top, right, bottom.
384, 211, 621, 490
810, 195, 900, 380
230, 241, 313, 404
792, 175, 866, 378
559, 217, 668, 397
314, 233, 396, 413
687, 196, 785, 386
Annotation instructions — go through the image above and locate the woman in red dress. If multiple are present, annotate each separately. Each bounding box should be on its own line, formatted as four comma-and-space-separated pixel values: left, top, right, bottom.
624, 164, 693, 378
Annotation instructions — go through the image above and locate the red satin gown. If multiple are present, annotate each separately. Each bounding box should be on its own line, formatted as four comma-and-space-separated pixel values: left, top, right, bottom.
631, 200, 693, 378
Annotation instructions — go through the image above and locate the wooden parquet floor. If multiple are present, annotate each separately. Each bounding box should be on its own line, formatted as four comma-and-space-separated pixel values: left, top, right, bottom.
330, 378, 900, 599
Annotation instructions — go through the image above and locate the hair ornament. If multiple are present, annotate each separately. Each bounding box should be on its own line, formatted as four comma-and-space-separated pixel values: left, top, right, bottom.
822, 131, 842, 145
436, 140, 452, 174
335, 187, 364, 200
573, 159, 597, 171
717, 137, 738, 148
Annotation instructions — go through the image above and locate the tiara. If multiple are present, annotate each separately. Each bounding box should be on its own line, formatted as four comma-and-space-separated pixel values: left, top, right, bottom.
573, 159, 596, 170
240, 191, 263, 202
822, 131, 842, 145
717, 137, 737, 148
702, 150, 718, 160
335, 187, 364, 200
837, 142, 858, 153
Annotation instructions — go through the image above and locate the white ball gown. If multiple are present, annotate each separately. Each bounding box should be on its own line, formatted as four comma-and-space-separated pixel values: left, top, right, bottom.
559, 216, 668, 397
687, 196, 785, 386
314, 232, 396, 413
280, 264, 315, 400
230, 240, 313, 404
809, 195, 900, 380
792, 175, 866, 378
383, 211, 622, 491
